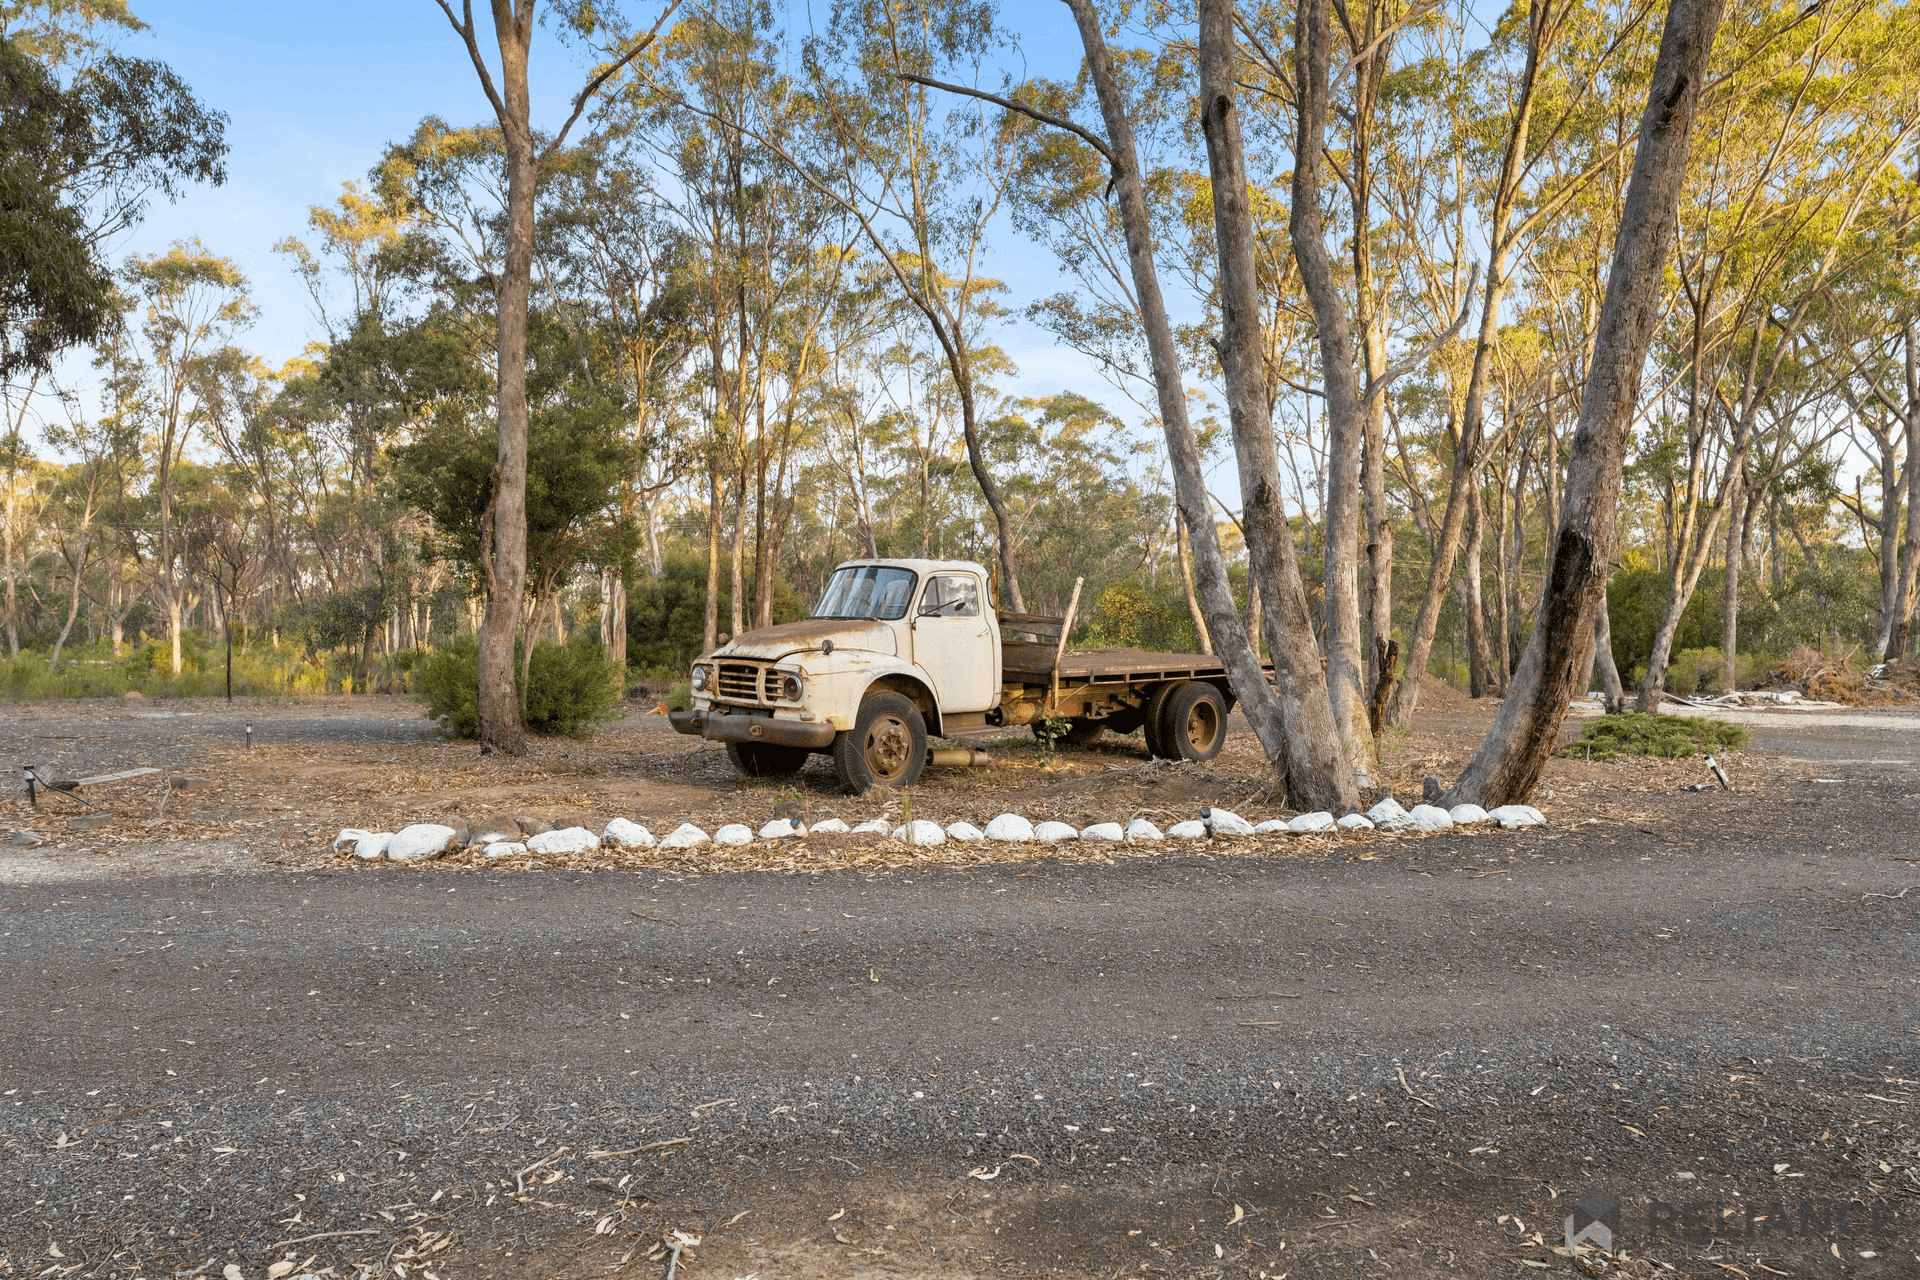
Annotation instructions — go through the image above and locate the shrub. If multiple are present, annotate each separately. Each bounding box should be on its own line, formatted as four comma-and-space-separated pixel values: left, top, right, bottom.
1560, 712, 1749, 761
414, 636, 481, 738
523, 637, 621, 736
413, 634, 621, 739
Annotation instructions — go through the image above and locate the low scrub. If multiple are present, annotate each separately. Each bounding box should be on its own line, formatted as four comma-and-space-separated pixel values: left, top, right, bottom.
415, 635, 621, 738
1560, 712, 1748, 761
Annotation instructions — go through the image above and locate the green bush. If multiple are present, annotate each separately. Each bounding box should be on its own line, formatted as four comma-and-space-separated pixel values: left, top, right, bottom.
413, 634, 621, 739
414, 636, 482, 737
1560, 712, 1749, 761
523, 637, 621, 736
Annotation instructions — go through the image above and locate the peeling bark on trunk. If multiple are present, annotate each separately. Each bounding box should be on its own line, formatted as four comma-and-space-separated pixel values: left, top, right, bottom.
1285, 0, 1376, 784
1067, 0, 1356, 814
1887, 322, 1920, 659
1199, 0, 1362, 809
1444, 0, 1724, 806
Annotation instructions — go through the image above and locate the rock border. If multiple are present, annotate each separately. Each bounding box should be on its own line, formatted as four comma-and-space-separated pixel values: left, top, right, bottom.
332, 801, 1547, 865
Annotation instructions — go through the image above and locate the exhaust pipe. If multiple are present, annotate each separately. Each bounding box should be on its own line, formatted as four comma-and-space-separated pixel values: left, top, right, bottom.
927, 748, 991, 769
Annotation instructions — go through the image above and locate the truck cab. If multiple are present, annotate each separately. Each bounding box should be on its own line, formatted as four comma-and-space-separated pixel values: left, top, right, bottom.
669, 559, 998, 791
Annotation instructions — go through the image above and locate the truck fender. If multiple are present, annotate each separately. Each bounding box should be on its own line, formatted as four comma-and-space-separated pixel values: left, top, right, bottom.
861, 673, 943, 738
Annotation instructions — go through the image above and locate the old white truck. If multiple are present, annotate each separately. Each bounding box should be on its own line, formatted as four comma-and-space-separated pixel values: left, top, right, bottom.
669, 557, 1268, 791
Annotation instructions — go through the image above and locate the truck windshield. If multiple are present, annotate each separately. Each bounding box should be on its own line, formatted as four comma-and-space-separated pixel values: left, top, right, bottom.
814, 565, 917, 620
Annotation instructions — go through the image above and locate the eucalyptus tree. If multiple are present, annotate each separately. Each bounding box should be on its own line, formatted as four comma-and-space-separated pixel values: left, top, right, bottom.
428, 0, 677, 753
1444, 0, 1724, 806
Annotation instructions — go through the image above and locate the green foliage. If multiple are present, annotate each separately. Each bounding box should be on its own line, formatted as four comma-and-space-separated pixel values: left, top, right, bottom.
1607, 566, 1722, 680
414, 636, 481, 738
0, 636, 325, 700
1559, 712, 1749, 761
414, 634, 620, 739
523, 637, 621, 736
625, 551, 806, 671
1079, 574, 1202, 653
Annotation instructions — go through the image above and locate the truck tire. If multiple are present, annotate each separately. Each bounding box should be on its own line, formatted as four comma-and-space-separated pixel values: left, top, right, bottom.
726, 741, 810, 778
1157, 681, 1227, 762
1140, 681, 1183, 759
832, 690, 927, 792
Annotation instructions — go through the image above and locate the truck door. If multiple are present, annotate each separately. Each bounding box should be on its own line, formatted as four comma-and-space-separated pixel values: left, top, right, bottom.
912, 572, 996, 713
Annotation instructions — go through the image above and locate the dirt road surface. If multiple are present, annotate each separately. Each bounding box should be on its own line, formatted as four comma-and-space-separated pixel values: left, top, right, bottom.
4, 699, 1919, 1277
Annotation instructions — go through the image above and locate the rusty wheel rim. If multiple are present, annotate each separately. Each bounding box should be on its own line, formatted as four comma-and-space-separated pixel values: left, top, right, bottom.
864, 713, 914, 782
1184, 702, 1221, 753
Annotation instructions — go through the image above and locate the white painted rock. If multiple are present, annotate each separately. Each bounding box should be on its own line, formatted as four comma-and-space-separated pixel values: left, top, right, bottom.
1205, 808, 1256, 837
1447, 804, 1493, 826
946, 821, 986, 842
333, 828, 371, 853
1034, 821, 1080, 842
1408, 804, 1455, 832
351, 832, 391, 861
659, 823, 710, 850
528, 826, 600, 855
602, 818, 655, 848
1366, 797, 1416, 832
758, 818, 800, 840
1489, 804, 1547, 829
1167, 820, 1209, 839
809, 818, 850, 835
1125, 819, 1164, 842
905, 820, 946, 847
1287, 811, 1337, 833
387, 823, 458, 863
482, 841, 526, 859
984, 814, 1034, 842
1081, 822, 1125, 842
713, 823, 754, 847
1253, 819, 1291, 834
1336, 813, 1376, 831
850, 818, 893, 835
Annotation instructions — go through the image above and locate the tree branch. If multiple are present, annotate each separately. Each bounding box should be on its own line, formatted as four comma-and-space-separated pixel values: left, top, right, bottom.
431, 0, 509, 123
1363, 262, 1479, 410
897, 72, 1116, 169
540, 0, 684, 165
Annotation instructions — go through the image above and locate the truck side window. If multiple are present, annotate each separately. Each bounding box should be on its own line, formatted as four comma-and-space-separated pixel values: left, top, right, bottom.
920, 574, 980, 618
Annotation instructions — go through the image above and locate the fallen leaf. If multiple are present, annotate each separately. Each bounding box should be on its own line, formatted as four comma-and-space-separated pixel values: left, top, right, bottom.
827, 1208, 846, 1222
267, 1261, 297, 1280
1228, 1203, 1245, 1226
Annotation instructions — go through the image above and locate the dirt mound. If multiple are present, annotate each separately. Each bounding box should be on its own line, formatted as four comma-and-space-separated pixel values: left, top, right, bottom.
1417, 673, 1481, 713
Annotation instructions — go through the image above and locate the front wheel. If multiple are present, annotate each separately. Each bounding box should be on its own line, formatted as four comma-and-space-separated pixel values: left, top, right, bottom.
831, 690, 928, 793
726, 740, 810, 779
1156, 681, 1228, 762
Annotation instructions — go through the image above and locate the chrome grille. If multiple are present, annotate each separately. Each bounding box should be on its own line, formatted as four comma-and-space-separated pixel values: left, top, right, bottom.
716, 662, 764, 704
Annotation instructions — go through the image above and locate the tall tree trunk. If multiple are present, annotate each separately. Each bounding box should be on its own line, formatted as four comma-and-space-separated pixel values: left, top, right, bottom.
1463, 478, 1497, 696
467, 0, 536, 755
1286, 0, 1376, 783
1722, 472, 1746, 690
1068, 0, 1356, 813
1593, 587, 1626, 712
1381, 0, 1552, 728
1444, 0, 1724, 806
1175, 512, 1212, 655
1199, 0, 1362, 809
1887, 322, 1920, 658
702, 445, 723, 651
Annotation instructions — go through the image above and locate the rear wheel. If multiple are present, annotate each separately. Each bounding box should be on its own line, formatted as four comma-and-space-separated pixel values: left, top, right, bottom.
831, 690, 927, 792
1140, 682, 1183, 759
1158, 681, 1228, 762
726, 741, 810, 779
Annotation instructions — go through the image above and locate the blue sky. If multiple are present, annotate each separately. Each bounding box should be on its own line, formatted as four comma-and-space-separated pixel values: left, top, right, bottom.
101, 1, 1114, 409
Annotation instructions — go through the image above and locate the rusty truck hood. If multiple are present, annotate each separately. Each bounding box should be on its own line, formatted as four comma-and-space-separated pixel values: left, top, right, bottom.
713, 617, 896, 660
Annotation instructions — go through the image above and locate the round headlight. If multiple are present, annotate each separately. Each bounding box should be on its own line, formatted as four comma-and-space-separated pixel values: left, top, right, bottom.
691, 665, 709, 691
781, 673, 803, 701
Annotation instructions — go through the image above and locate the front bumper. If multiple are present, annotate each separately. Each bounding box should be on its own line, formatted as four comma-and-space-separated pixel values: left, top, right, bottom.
668, 707, 838, 750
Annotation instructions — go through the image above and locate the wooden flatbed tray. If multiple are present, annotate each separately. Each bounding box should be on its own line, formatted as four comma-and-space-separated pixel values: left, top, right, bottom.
1001, 642, 1270, 685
